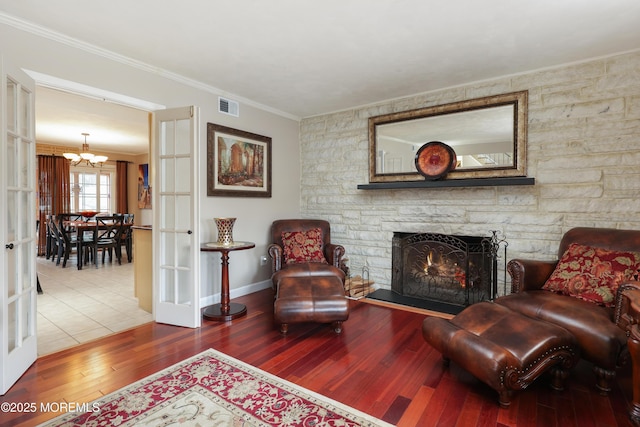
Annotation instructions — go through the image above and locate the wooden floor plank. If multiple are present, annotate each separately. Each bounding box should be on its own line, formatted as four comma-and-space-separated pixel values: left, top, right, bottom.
417, 375, 457, 427
398, 385, 435, 426
476, 399, 501, 427
438, 376, 469, 426
382, 395, 412, 425
454, 392, 483, 427
535, 403, 557, 427
515, 387, 538, 427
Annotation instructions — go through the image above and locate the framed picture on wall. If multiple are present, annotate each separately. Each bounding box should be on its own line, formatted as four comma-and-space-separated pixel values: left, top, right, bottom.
138, 163, 152, 209
207, 123, 272, 197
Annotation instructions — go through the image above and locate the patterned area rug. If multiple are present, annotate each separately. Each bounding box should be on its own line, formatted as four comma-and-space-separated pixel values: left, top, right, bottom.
40, 349, 393, 427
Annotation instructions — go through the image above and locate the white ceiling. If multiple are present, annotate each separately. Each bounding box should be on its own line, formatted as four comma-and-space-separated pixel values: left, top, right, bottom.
36, 86, 150, 155
2, 1, 640, 154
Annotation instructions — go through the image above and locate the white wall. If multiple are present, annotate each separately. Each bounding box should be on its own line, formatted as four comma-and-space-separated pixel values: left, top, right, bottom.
1, 23, 301, 304
299, 50, 640, 294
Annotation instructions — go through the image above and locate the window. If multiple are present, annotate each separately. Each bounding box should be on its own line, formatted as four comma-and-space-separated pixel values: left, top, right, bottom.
70, 166, 115, 213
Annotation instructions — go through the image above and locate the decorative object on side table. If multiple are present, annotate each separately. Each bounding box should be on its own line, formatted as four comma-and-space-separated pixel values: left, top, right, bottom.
415, 141, 457, 180
214, 217, 236, 245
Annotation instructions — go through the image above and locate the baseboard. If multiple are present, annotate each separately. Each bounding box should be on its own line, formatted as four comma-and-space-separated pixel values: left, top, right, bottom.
199, 279, 272, 308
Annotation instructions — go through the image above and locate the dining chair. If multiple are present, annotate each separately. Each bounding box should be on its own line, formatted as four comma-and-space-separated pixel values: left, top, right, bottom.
57, 213, 83, 223
56, 213, 82, 244
44, 215, 56, 260
56, 215, 94, 268
56, 216, 77, 268
116, 213, 134, 262
36, 220, 43, 294
87, 215, 125, 267
48, 218, 66, 266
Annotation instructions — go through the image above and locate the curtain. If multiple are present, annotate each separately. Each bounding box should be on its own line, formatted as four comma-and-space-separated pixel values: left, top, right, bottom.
116, 160, 128, 214
37, 155, 70, 255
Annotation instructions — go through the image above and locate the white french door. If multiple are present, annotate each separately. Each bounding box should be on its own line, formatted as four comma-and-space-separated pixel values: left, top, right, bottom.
152, 106, 200, 328
0, 55, 37, 394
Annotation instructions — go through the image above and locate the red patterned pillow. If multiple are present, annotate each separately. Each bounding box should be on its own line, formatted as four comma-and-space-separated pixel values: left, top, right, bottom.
281, 228, 328, 265
542, 243, 640, 307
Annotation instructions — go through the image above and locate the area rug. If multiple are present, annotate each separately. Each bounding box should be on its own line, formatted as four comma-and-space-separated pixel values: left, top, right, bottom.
40, 348, 393, 427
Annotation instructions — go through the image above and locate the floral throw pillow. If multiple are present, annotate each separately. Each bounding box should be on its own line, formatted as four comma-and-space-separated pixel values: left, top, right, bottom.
281, 228, 328, 265
542, 243, 640, 307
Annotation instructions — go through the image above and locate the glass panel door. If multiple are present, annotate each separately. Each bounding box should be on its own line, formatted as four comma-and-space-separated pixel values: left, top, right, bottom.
152, 106, 200, 328
1, 55, 37, 395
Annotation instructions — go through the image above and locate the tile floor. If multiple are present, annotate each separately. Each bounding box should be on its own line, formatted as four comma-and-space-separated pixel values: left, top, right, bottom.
36, 255, 153, 356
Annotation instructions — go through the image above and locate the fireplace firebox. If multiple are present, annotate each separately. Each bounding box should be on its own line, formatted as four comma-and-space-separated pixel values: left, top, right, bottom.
390, 232, 503, 313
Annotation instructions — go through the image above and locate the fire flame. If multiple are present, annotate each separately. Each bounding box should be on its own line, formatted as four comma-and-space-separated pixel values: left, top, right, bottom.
422, 250, 466, 287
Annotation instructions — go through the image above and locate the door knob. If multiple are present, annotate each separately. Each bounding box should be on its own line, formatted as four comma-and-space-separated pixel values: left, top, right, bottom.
5, 243, 14, 249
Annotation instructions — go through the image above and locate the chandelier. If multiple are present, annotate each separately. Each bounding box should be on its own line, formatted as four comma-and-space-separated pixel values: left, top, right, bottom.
63, 133, 108, 166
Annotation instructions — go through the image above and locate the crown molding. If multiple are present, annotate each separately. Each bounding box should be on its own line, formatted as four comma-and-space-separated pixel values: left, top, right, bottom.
0, 12, 300, 121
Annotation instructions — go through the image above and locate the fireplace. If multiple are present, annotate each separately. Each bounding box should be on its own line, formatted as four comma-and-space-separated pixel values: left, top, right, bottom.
382, 232, 502, 314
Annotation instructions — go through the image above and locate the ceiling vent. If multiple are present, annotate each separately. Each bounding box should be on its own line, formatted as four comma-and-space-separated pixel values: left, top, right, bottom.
218, 97, 239, 117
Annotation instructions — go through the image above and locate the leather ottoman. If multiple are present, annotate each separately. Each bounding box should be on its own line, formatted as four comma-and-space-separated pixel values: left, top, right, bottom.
422, 301, 579, 407
274, 275, 349, 335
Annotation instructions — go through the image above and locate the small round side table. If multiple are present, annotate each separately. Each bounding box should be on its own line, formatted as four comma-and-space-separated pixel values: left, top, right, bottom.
201, 241, 255, 321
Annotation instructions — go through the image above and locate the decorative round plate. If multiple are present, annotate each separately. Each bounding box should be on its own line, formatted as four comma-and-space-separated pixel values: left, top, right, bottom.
79, 210, 98, 218
414, 141, 457, 180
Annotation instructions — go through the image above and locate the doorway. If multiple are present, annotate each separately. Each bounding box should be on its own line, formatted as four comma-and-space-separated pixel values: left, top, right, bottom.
34, 84, 153, 355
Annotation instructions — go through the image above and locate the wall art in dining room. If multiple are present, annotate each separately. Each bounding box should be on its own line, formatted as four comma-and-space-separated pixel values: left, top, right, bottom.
137, 163, 152, 209
207, 123, 272, 197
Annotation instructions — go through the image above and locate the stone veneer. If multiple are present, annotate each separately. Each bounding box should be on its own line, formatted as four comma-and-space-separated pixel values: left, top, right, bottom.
299, 50, 640, 293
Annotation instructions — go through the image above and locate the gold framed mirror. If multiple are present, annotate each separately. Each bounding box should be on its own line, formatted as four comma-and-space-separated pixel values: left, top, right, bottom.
368, 91, 528, 182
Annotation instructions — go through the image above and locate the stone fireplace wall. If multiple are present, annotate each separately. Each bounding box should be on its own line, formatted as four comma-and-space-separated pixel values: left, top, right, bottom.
299, 50, 640, 293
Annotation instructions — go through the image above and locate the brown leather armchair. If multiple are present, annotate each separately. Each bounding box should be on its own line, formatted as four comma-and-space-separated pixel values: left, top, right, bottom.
268, 219, 346, 289
268, 219, 349, 334
497, 227, 640, 395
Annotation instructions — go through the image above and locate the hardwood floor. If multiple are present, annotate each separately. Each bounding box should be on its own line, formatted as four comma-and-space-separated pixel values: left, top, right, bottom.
1, 289, 634, 427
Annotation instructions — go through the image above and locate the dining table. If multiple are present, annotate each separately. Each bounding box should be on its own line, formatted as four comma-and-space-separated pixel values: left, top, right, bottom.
64, 220, 132, 270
